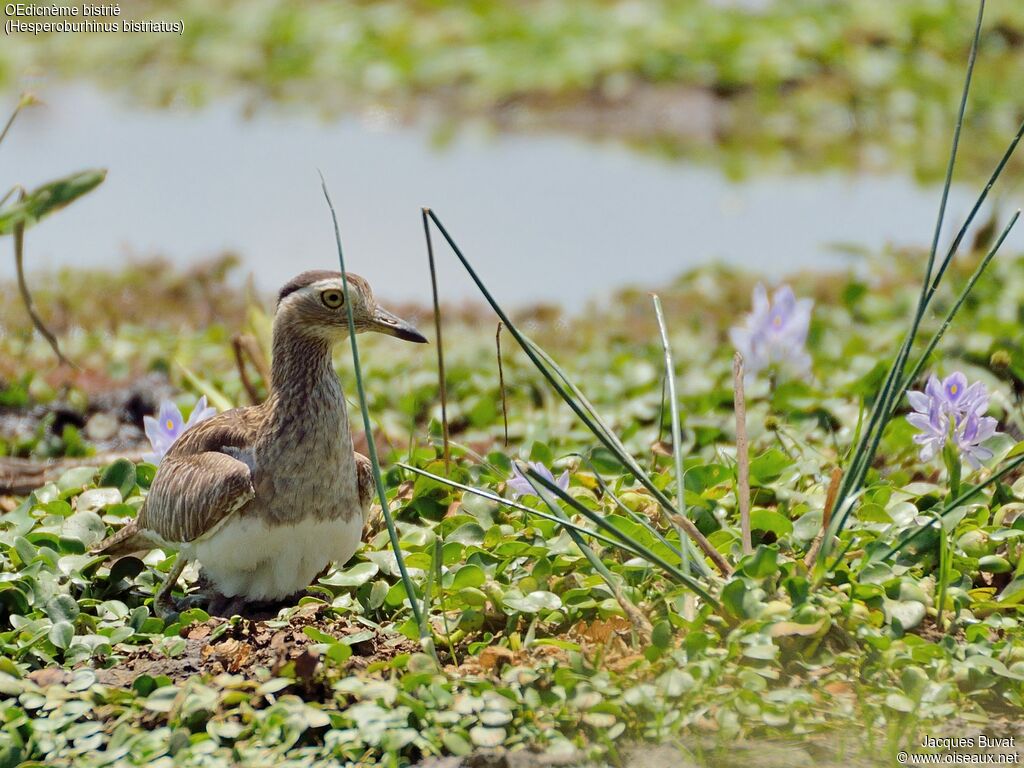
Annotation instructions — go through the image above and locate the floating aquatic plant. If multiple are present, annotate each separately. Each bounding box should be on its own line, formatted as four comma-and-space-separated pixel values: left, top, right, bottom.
906, 372, 1000, 469
826, 0, 1024, 563
142, 396, 217, 464
729, 283, 812, 379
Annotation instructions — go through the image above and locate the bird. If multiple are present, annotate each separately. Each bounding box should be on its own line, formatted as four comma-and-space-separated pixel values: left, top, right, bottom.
94, 270, 427, 617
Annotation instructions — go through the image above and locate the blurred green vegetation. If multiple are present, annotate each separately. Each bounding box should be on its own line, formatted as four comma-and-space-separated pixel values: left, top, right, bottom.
4, 0, 1024, 178
3, 243, 1024, 763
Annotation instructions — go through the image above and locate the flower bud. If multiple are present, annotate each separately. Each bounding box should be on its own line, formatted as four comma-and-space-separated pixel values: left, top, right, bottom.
990, 349, 1012, 374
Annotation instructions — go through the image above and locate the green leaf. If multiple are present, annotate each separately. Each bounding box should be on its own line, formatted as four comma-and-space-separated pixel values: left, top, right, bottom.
457, 587, 488, 607
49, 621, 74, 650
886, 600, 926, 631
749, 509, 793, 537
749, 449, 791, 485
502, 591, 561, 614
13, 536, 35, 565
303, 627, 336, 643
997, 576, 1024, 605
327, 642, 352, 664
108, 556, 145, 583
385, 580, 412, 607
651, 621, 672, 649
62, 511, 107, 549
979, 555, 1012, 574
99, 459, 137, 500
0, 583, 29, 613
319, 562, 379, 587
884, 693, 917, 713
45, 595, 79, 624
442, 731, 473, 756
136, 463, 157, 488
0, 169, 106, 235
56, 466, 97, 492
721, 579, 747, 619
528, 442, 553, 466
451, 564, 486, 589
144, 686, 180, 712
340, 630, 375, 646
740, 546, 779, 579
684, 464, 730, 493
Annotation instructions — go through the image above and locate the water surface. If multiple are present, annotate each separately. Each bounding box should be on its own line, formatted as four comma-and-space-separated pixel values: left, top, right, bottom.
2, 86, 1020, 310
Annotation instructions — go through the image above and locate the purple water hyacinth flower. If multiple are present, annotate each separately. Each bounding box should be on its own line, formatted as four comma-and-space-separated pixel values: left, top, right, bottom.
729, 283, 813, 378
906, 373, 1000, 469
507, 461, 570, 500
142, 396, 217, 465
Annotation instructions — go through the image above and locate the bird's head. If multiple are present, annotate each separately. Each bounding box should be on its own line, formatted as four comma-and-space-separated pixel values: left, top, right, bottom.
275, 270, 427, 344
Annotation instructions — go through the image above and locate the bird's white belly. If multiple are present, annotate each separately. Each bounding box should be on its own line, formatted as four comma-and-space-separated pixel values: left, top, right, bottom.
189, 514, 364, 600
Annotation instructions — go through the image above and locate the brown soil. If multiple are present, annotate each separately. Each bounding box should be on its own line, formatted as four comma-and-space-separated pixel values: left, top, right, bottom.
30, 604, 418, 690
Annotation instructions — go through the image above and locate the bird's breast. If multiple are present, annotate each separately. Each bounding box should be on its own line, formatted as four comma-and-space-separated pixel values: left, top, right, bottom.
191, 512, 364, 600
252, 393, 360, 525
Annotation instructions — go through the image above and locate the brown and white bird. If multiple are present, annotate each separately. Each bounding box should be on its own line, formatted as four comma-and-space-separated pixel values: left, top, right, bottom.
95, 270, 427, 616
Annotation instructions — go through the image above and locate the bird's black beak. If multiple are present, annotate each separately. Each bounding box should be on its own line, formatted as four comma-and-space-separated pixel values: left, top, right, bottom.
371, 306, 428, 343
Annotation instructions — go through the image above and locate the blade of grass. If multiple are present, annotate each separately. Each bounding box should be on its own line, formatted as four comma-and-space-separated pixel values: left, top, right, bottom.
652, 294, 691, 572
883, 452, 1024, 559
832, 209, 1020, 557
897, 211, 1020, 399
518, 463, 653, 641
321, 174, 427, 643
175, 361, 234, 412
398, 462, 659, 562
424, 209, 725, 579
733, 353, 752, 555
524, 328, 716, 574
828, 1, 1012, 555
0, 93, 35, 150
497, 321, 509, 447
573, 451, 684, 560
652, 373, 667, 472
834, 0, 985, 474
432, 538, 458, 664
803, 466, 843, 571
920, 0, 985, 291
422, 207, 451, 472
524, 465, 717, 603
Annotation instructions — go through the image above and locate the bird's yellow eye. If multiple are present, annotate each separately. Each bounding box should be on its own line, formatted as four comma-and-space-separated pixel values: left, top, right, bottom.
321, 290, 344, 309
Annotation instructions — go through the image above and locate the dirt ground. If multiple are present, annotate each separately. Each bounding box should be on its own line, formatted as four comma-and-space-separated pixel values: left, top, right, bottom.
26, 603, 418, 691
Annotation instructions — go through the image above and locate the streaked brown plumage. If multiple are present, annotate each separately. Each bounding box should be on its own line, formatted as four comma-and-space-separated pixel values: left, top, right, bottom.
95, 271, 426, 615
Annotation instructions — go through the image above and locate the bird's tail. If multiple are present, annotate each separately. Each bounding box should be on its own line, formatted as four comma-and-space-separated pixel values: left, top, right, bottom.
92, 518, 157, 558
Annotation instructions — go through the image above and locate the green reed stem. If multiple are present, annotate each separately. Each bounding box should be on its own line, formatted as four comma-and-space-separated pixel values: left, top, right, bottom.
572, 451, 684, 560
828, 0, 1004, 557
422, 208, 451, 472
424, 209, 725, 579
651, 294, 690, 571
519, 464, 654, 636
397, 462, 652, 560
898, 211, 1020, 399
320, 174, 427, 640
524, 466, 716, 603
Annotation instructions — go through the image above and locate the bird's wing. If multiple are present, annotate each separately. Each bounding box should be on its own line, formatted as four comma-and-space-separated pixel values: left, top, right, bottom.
355, 451, 375, 514
139, 452, 255, 543
163, 406, 261, 460
137, 408, 261, 544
